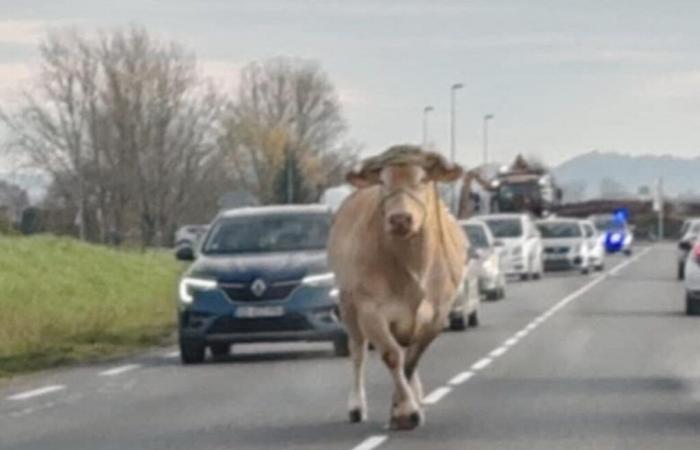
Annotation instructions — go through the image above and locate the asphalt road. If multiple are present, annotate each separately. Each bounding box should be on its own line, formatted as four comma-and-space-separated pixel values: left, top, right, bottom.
2, 244, 699, 450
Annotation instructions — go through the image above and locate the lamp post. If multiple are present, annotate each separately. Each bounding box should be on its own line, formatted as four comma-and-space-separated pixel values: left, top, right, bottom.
422, 105, 434, 148
483, 114, 494, 165
449, 83, 464, 212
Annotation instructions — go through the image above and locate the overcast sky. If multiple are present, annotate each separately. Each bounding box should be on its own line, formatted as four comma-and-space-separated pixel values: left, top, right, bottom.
2, 0, 700, 171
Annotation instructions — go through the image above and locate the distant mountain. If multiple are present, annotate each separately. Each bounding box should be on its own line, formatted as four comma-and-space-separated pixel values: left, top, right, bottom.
553, 151, 700, 201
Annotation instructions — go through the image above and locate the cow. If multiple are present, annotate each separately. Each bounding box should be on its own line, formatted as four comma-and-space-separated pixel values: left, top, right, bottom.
328, 145, 467, 430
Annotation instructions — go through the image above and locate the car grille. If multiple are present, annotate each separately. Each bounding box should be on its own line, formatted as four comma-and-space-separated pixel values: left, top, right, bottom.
220, 280, 300, 302
544, 246, 569, 255
208, 314, 309, 334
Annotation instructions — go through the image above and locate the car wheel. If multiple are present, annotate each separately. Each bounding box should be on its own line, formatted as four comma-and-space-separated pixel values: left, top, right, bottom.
485, 289, 498, 301
449, 312, 467, 331
686, 293, 700, 316
468, 310, 479, 327
520, 273, 530, 281
623, 248, 632, 256
532, 271, 541, 280
210, 343, 231, 358
333, 335, 351, 357
595, 264, 605, 272
180, 337, 206, 364
678, 263, 685, 280
581, 267, 590, 275
498, 287, 506, 300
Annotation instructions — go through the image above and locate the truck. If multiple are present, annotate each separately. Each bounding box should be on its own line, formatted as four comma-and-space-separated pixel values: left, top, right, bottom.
458, 155, 562, 218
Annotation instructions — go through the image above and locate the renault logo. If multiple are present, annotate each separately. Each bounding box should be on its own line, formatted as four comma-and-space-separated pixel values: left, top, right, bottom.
250, 278, 267, 297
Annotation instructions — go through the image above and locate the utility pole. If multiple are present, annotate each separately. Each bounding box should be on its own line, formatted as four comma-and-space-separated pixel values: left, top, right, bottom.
482, 114, 494, 165
449, 83, 464, 213
654, 177, 664, 240
422, 105, 434, 148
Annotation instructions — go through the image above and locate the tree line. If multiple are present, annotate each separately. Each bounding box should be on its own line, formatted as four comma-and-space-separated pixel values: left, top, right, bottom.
1, 26, 357, 247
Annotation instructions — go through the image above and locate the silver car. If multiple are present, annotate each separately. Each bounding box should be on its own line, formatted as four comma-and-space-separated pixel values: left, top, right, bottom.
460, 219, 506, 300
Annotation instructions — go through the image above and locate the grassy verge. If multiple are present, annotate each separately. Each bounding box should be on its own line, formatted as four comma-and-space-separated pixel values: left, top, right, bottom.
0, 235, 183, 378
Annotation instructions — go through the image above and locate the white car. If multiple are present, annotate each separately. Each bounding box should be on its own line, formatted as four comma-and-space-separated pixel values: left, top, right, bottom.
448, 257, 481, 330
682, 238, 700, 315
677, 218, 700, 280
482, 213, 543, 281
459, 219, 506, 300
536, 218, 595, 274
580, 219, 605, 271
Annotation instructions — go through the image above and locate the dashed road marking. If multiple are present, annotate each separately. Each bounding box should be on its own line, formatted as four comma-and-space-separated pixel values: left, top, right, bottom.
351, 435, 388, 450
422, 386, 452, 405
471, 357, 492, 371
448, 371, 474, 386
488, 346, 508, 358
99, 364, 141, 377
7, 385, 65, 401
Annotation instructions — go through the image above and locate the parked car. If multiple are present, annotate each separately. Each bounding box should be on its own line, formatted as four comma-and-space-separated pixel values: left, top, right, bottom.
175, 205, 347, 363
677, 218, 700, 280
590, 213, 634, 255
682, 238, 700, 315
536, 218, 592, 274
459, 219, 506, 300
481, 213, 543, 281
175, 224, 209, 248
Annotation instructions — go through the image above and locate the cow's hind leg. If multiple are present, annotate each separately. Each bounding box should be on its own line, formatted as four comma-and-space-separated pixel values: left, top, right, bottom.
358, 306, 421, 430
341, 299, 368, 423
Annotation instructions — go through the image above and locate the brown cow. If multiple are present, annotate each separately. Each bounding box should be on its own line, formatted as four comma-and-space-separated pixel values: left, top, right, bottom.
328, 145, 467, 430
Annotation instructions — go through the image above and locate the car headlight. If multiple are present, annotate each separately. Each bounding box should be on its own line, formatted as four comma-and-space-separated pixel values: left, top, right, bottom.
178, 277, 217, 304
302, 272, 335, 287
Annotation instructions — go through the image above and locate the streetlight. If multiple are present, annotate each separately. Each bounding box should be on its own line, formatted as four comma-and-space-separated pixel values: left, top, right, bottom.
422, 105, 434, 148
482, 114, 494, 165
449, 83, 464, 212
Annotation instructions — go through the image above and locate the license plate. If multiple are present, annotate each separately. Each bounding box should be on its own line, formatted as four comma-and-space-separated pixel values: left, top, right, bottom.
235, 306, 285, 318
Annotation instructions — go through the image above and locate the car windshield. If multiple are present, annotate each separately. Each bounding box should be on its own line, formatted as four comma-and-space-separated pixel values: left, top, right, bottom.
463, 224, 490, 249
537, 222, 582, 238
484, 218, 523, 238
202, 213, 330, 254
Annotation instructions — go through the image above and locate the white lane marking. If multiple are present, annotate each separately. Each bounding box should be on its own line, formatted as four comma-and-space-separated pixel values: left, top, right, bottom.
351, 435, 388, 450
503, 337, 519, 347
422, 386, 452, 405
489, 346, 508, 358
514, 329, 529, 339
7, 385, 65, 401
163, 351, 180, 359
99, 364, 141, 377
448, 371, 474, 386
471, 357, 492, 371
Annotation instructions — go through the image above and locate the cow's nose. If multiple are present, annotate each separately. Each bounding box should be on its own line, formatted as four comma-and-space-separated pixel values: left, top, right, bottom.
389, 213, 413, 230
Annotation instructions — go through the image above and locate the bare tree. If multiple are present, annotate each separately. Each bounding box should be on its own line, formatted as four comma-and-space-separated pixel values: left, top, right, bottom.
1, 27, 226, 246
220, 57, 356, 204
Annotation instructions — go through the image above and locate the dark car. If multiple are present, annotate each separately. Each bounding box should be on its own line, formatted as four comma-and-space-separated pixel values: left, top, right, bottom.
175, 205, 347, 364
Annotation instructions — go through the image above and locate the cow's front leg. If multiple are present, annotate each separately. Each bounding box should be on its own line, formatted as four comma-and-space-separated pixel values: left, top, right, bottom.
358, 306, 421, 430
341, 299, 368, 423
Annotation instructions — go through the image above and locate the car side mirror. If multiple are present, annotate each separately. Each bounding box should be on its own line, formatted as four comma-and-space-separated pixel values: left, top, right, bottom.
679, 241, 692, 251
175, 245, 195, 261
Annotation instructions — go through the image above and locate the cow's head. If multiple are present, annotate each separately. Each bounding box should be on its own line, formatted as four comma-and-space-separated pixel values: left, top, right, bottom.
346, 145, 463, 238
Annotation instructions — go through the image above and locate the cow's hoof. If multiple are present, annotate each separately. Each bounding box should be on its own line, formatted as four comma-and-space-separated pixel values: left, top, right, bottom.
349, 408, 366, 423
389, 411, 423, 430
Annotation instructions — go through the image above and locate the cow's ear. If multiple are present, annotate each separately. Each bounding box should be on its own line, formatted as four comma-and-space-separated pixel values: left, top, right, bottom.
346, 167, 381, 188
425, 152, 463, 183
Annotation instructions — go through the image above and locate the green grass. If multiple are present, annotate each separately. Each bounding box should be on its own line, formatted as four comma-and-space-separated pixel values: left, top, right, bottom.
0, 235, 183, 378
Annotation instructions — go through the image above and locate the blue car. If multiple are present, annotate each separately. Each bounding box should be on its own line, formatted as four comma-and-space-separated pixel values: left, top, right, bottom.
175, 205, 347, 364
590, 213, 634, 255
